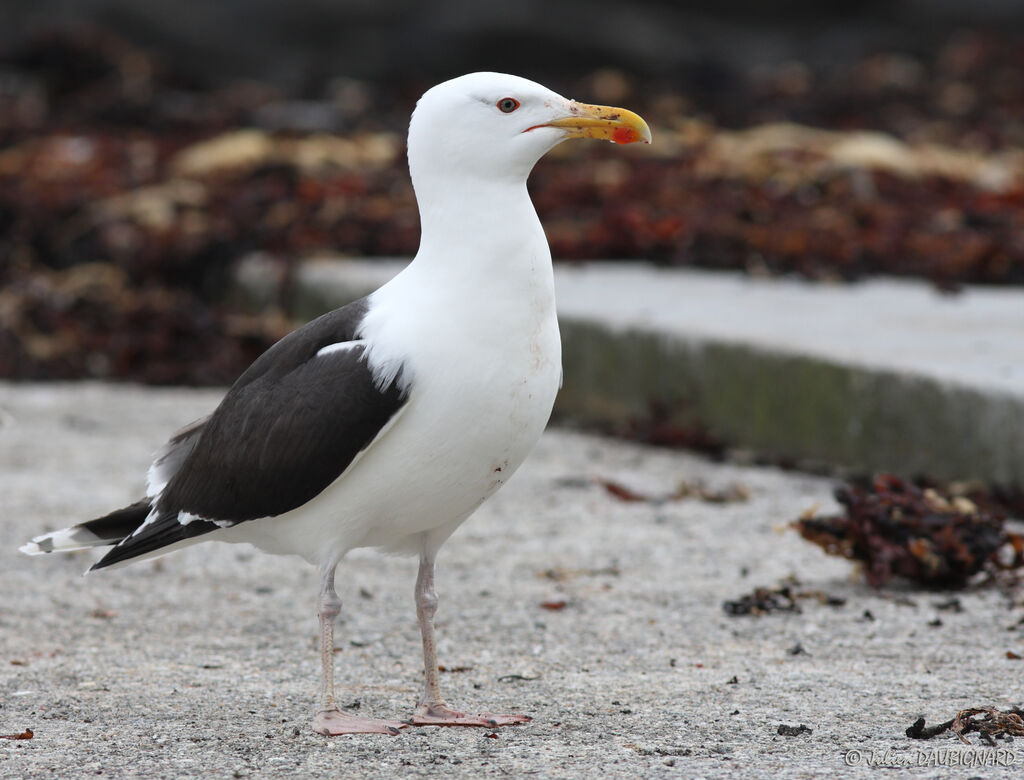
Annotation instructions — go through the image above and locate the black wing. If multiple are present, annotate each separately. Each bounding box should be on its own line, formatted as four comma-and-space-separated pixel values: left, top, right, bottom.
92, 298, 410, 569
146, 415, 208, 496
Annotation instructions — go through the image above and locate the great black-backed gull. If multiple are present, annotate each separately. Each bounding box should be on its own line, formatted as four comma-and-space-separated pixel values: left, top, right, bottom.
20, 72, 651, 735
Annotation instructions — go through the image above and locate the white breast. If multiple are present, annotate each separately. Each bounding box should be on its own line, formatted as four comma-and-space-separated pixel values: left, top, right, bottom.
227, 210, 562, 565
351, 238, 562, 549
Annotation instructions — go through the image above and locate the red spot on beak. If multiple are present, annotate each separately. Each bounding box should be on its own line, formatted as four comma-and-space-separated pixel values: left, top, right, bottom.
611, 127, 636, 145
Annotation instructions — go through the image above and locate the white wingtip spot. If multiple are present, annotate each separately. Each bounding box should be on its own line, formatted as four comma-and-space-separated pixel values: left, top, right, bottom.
19, 542, 43, 555
316, 340, 365, 358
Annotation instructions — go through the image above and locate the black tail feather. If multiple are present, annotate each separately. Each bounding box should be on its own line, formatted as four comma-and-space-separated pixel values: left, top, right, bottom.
81, 500, 152, 545
90, 507, 221, 571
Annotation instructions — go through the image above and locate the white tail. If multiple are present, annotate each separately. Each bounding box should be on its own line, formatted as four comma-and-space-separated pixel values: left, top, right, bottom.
20, 525, 109, 555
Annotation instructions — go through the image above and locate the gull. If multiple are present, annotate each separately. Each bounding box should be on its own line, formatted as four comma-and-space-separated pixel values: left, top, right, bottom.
21, 72, 651, 735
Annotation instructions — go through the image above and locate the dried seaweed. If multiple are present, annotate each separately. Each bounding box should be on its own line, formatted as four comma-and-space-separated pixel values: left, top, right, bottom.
794, 475, 1024, 589
907, 707, 1024, 744
621, 402, 728, 460
3, 27, 1024, 385
0, 264, 289, 384
597, 476, 749, 504
723, 584, 847, 616
723, 586, 801, 616
0, 729, 33, 740
539, 600, 568, 611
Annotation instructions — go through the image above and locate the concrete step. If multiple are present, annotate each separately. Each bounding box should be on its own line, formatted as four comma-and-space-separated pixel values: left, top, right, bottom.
235, 256, 1024, 484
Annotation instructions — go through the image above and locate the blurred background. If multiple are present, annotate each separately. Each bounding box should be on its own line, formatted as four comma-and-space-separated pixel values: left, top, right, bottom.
2, 0, 1024, 384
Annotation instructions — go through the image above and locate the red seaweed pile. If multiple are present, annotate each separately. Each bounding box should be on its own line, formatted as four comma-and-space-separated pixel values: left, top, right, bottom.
2, 27, 1024, 382
794, 475, 1024, 589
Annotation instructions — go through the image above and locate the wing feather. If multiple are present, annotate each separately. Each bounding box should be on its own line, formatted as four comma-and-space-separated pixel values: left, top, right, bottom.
92, 298, 410, 570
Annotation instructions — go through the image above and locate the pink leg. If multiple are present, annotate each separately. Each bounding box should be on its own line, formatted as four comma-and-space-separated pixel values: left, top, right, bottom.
312, 564, 406, 736
408, 552, 531, 728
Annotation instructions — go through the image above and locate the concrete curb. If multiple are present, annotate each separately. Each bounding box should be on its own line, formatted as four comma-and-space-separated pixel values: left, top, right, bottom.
235, 256, 1024, 484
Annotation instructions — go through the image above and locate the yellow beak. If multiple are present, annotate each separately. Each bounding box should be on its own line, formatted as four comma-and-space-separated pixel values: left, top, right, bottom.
542, 101, 652, 145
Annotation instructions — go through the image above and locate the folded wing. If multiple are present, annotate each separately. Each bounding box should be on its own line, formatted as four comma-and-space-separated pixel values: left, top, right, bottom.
92, 299, 410, 569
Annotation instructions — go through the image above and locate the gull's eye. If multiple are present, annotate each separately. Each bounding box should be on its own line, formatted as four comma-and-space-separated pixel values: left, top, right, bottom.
497, 97, 520, 113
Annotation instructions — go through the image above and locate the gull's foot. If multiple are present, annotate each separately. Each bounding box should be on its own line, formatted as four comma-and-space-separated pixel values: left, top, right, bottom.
408, 702, 531, 727
313, 708, 407, 736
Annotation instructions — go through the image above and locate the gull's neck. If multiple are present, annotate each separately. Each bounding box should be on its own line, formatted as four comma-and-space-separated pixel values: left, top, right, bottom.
412, 174, 547, 278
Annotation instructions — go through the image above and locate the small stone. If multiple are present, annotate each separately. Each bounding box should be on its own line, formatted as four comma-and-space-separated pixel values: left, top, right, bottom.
777, 724, 812, 736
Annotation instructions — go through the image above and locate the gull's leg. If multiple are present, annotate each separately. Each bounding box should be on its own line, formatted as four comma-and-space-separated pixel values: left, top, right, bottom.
312, 563, 406, 736
408, 550, 530, 727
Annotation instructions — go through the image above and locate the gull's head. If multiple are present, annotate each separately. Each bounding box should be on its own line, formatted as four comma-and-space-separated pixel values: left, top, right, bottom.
408, 71, 651, 187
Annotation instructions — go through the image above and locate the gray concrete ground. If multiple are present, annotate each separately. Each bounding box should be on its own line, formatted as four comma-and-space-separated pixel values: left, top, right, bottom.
2, 383, 1022, 778
248, 258, 1024, 484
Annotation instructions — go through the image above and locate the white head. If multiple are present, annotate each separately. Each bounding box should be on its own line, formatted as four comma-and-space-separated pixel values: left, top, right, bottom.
407, 72, 651, 190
